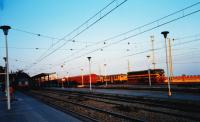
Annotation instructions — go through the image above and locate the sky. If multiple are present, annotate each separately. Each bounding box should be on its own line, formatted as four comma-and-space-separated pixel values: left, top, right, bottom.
0, 0, 200, 77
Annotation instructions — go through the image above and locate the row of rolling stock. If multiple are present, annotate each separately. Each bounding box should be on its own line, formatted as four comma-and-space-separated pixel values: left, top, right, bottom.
58, 69, 165, 85
2, 67, 199, 91
12, 69, 165, 90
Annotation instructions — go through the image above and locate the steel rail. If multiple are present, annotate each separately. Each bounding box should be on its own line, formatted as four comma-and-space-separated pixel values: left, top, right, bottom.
30, 91, 143, 122
42, 89, 200, 120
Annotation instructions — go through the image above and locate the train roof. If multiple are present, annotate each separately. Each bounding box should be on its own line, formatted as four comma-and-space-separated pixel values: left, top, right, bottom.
128, 69, 164, 74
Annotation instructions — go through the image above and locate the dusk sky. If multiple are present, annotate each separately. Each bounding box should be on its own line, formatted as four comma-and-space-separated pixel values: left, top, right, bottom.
0, 0, 200, 77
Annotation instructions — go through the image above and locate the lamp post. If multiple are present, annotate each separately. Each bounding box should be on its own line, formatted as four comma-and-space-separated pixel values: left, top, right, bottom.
161, 31, 172, 96
87, 57, 92, 91
81, 68, 84, 86
168, 38, 174, 83
0, 25, 11, 110
146, 55, 152, 86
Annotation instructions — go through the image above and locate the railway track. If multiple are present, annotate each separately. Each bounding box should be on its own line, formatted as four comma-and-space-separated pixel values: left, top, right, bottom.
28, 89, 199, 122
50, 89, 200, 112
28, 90, 143, 122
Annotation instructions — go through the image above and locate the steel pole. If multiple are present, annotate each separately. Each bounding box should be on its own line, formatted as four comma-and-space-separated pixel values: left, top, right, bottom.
67, 72, 69, 87
147, 56, 151, 86
5, 35, 10, 110
104, 64, 107, 86
151, 36, 156, 69
168, 38, 173, 82
148, 69, 151, 86
127, 59, 130, 72
81, 69, 84, 86
89, 60, 92, 91
164, 38, 172, 96
61, 76, 64, 88
3, 57, 6, 95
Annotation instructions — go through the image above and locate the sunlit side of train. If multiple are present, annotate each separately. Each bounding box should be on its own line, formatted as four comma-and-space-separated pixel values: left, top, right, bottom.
127, 69, 165, 84
62, 74, 127, 85
64, 74, 98, 85
29, 68, 200, 88
96, 74, 127, 84
168, 75, 200, 85
60, 69, 165, 85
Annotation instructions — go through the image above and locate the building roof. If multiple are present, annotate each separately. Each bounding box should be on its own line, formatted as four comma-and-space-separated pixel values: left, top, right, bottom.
31, 72, 56, 78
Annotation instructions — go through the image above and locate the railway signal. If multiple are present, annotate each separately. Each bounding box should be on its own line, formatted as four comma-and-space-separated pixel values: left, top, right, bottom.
0, 25, 11, 110
161, 31, 172, 96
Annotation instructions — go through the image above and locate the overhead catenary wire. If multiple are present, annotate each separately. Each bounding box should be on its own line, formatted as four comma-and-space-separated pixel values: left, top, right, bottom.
174, 33, 200, 40
63, 36, 200, 70
52, 35, 199, 76
62, 2, 200, 62
10, 0, 122, 68
0, 46, 80, 51
24, 0, 128, 71
57, 8, 200, 66
36, 0, 128, 61
11, 1, 200, 74
57, 38, 200, 75
12, 0, 121, 45
127, 38, 200, 57
157, 62, 200, 64
11, 28, 59, 40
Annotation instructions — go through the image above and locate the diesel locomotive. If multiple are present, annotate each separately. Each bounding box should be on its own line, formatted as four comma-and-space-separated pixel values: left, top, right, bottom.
127, 69, 165, 85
